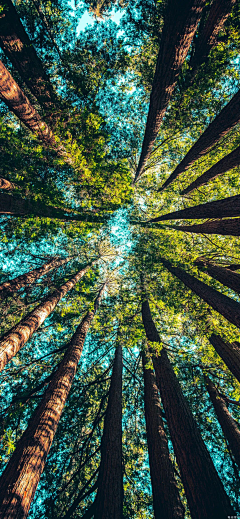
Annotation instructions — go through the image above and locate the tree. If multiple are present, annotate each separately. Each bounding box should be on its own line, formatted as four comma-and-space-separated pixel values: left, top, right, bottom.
195, 261, 240, 294
0, 283, 106, 518
168, 218, 240, 236
209, 334, 240, 384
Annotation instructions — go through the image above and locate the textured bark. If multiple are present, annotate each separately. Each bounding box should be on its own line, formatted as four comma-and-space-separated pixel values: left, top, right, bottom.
0, 177, 16, 190
196, 262, 240, 294
134, 0, 206, 182
0, 263, 91, 372
141, 299, 234, 519
159, 256, 240, 329
160, 88, 240, 190
209, 333, 240, 384
189, 0, 236, 76
204, 374, 240, 469
181, 144, 240, 194
170, 218, 240, 236
0, 192, 106, 223
142, 349, 184, 519
0, 255, 70, 301
94, 343, 123, 519
0, 285, 105, 519
150, 194, 240, 222
0, 0, 57, 114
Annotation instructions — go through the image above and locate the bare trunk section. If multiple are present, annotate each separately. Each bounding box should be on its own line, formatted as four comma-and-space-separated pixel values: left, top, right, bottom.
159, 256, 240, 329
150, 194, 240, 222
196, 262, 240, 294
160, 88, 240, 190
94, 343, 123, 519
141, 299, 234, 519
0, 255, 70, 301
0, 263, 92, 372
0, 0, 57, 115
0, 192, 106, 223
182, 144, 240, 194
0, 284, 106, 519
170, 218, 240, 236
134, 0, 206, 182
204, 374, 240, 468
209, 333, 240, 384
0, 177, 16, 190
142, 349, 184, 519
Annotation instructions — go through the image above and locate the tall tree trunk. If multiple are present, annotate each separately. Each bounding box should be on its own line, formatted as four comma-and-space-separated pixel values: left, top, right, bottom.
0, 60, 66, 155
134, 0, 206, 182
189, 0, 236, 77
0, 255, 70, 301
93, 343, 123, 519
170, 218, 240, 236
0, 177, 16, 190
0, 192, 106, 223
196, 262, 240, 294
204, 374, 240, 469
142, 350, 184, 519
209, 333, 240, 384
181, 144, 240, 194
0, 262, 92, 372
150, 194, 240, 222
159, 256, 240, 329
141, 298, 234, 519
0, 284, 106, 519
0, 0, 57, 116
160, 88, 240, 191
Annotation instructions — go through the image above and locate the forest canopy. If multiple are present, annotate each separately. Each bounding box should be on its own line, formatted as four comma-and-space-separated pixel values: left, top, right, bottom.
0, 0, 240, 517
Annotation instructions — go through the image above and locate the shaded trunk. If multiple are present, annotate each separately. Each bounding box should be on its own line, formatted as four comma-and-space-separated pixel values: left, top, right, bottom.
204, 374, 240, 469
196, 262, 240, 294
209, 333, 240, 384
142, 350, 184, 519
159, 256, 240, 329
0, 177, 16, 190
170, 218, 240, 236
0, 285, 105, 519
134, 0, 205, 182
141, 299, 234, 519
0, 0, 57, 115
94, 343, 123, 519
160, 88, 240, 190
0, 192, 106, 223
181, 144, 240, 194
150, 194, 240, 222
0, 255, 70, 301
0, 262, 92, 372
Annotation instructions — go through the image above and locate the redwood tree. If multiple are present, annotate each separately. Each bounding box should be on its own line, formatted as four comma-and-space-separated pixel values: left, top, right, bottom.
209, 333, 240, 384
169, 218, 240, 236
196, 261, 240, 294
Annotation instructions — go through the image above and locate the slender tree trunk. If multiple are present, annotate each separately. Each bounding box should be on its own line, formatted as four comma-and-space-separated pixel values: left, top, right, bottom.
0, 255, 71, 301
204, 374, 240, 468
0, 284, 106, 519
170, 218, 240, 236
196, 262, 240, 294
134, 0, 206, 182
160, 88, 240, 190
0, 262, 92, 372
150, 194, 240, 222
181, 144, 240, 194
141, 298, 234, 519
0, 177, 16, 190
209, 333, 240, 384
159, 256, 240, 329
142, 350, 184, 519
0, 192, 106, 223
0, 0, 57, 115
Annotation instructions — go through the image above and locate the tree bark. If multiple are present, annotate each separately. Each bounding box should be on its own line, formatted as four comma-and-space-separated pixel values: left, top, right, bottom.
0, 284, 106, 519
0, 263, 92, 372
141, 298, 234, 519
0, 0, 57, 115
0, 255, 70, 301
181, 144, 240, 194
0, 192, 106, 223
204, 374, 240, 469
196, 262, 240, 294
93, 343, 123, 519
159, 256, 240, 329
142, 349, 184, 519
170, 218, 240, 236
160, 88, 240, 190
0, 177, 16, 190
209, 333, 240, 384
134, 0, 206, 182
150, 194, 240, 222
